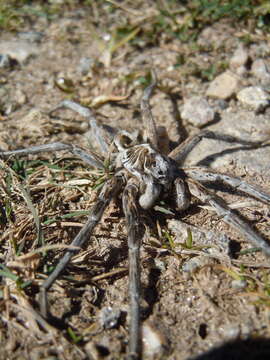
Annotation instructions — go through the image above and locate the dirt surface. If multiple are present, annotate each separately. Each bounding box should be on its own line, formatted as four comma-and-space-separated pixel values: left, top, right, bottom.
1, 2, 270, 360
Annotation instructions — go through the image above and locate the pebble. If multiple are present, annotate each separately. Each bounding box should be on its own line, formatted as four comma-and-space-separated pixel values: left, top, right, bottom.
0, 40, 38, 64
231, 279, 247, 289
181, 96, 214, 127
17, 31, 44, 43
237, 86, 269, 112
229, 44, 249, 70
14, 88, 27, 105
98, 306, 121, 329
206, 71, 240, 99
0, 54, 11, 68
182, 255, 213, 273
219, 323, 240, 340
251, 59, 270, 84
143, 322, 167, 358
77, 56, 94, 76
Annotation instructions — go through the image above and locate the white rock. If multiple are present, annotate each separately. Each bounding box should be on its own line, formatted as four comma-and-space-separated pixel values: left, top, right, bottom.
181, 96, 214, 127
143, 322, 167, 358
251, 59, 270, 84
182, 255, 213, 273
230, 44, 249, 70
98, 306, 121, 329
206, 71, 240, 99
237, 86, 269, 112
231, 279, 247, 289
0, 40, 38, 64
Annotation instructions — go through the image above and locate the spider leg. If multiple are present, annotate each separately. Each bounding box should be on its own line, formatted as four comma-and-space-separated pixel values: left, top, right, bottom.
0, 142, 104, 169
169, 130, 268, 165
187, 178, 270, 256
141, 69, 159, 151
49, 99, 112, 155
184, 167, 270, 204
174, 177, 191, 211
122, 180, 141, 359
39, 176, 123, 318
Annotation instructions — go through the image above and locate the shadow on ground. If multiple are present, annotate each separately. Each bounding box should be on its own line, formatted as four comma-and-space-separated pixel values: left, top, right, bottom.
193, 338, 270, 360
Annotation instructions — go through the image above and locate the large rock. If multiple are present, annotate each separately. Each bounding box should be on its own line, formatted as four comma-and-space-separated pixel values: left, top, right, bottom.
206, 71, 240, 99
181, 96, 214, 127
237, 86, 269, 112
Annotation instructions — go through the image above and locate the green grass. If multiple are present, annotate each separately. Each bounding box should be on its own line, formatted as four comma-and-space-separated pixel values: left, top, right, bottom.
0, 0, 269, 36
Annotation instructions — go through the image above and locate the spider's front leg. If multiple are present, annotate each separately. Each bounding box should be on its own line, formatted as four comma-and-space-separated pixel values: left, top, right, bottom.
187, 178, 270, 257
122, 179, 142, 359
0, 142, 104, 169
49, 99, 113, 155
141, 69, 159, 150
169, 129, 268, 165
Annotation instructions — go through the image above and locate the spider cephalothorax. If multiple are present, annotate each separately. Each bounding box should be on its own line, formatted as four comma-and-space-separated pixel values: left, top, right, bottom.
119, 142, 177, 209
1, 71, 270, 360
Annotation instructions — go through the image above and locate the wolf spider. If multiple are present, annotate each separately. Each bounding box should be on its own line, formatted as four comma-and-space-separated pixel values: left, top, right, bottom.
1, 71, 270, 359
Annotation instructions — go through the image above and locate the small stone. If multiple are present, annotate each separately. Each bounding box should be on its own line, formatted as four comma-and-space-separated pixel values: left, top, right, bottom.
219, 323, 240, 340
0, 54, 11, 68
231, 279, 247, 289
229, 44, 249, 70
237, 86, 269, 112
14, 88, 27, 105
77, 57, 94, 76
0, 40, 38, 64
143, 322, 168, 358
181, 96, 214, 127
206, 71, 240, 99
211, 99, 229, 111
17, 31, 44, 43
251, 59, 270, 84
182, 255, 213, 273
98, 306, 121, 329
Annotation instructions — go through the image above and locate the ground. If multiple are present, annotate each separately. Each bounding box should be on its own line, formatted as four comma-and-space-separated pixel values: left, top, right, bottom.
1, 1, 270, 360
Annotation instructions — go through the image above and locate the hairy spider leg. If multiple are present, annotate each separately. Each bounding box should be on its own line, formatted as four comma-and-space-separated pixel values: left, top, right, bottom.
187, 178, 270, 256
169, 129, 268, 165
184, 167, 270, 204
122, 180, 142, 359
174, 177, 191, 211
49, 99, 112, 155
0, 142, 104, 169
39, 176, 123, 317
140, 69, 159, 151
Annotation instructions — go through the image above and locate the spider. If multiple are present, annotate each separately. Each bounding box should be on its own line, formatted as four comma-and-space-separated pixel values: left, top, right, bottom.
1, 70, 270, 359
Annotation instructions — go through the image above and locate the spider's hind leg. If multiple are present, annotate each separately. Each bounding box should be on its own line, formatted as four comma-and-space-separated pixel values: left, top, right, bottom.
187, 178, 270, 257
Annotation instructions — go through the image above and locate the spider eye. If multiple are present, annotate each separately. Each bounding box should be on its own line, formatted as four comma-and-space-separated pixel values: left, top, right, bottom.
122, 135, 132, 148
